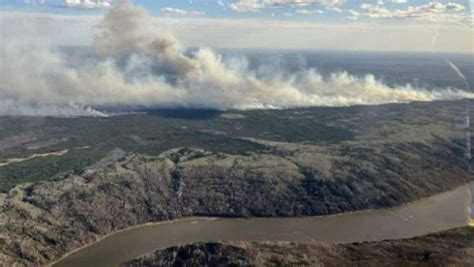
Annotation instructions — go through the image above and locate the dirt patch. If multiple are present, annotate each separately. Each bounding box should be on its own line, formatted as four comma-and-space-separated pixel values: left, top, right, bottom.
0, 149, 69, 167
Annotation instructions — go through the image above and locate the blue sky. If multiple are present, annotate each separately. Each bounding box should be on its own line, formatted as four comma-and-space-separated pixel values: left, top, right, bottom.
0, 1, 472, 52
0, 0, 471, 24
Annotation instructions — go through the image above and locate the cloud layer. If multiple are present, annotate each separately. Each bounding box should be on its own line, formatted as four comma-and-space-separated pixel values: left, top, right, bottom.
227, 0, 344, 12
160, 7, 202, 16
0, 0, 473, 117
357, 2, 469, 24
223, 0, 471, 25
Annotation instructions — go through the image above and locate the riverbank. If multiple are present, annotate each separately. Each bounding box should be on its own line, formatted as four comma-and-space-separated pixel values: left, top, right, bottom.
53, 182, 472, 267
47, 217, 216, 267
123, 226, 474, 267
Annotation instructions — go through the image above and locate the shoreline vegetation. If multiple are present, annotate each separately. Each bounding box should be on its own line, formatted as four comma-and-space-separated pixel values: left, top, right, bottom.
52, 182, 471, 266
123, 226, 474, 267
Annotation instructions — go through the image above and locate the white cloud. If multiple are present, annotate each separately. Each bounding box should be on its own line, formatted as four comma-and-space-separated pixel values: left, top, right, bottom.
1, 8, 472, 53
346, 9, 360, 19
226, 0, 470, 26
228, 0, 264, 12
359, 2, 469, 25
160, 7, 202, 16
227, 0, 344, 12
327, 6, 343, 13
62, 0, 112, 9
161, 7, 188, 15
348, 10, 360, 16
264, 0, 344, 7
295, 9, 324, 14
23, 0, 46, 5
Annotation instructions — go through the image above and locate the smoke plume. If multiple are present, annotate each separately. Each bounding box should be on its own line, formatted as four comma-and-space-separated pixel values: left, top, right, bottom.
0, 0, 473, 117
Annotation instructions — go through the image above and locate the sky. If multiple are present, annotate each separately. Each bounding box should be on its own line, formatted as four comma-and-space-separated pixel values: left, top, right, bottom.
1, 0, 472, 22
0, 0, 473, 52
0, 0, 473, 116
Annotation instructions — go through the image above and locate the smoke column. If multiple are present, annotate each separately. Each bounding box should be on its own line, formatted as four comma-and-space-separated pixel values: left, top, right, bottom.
0, 0, 473, 117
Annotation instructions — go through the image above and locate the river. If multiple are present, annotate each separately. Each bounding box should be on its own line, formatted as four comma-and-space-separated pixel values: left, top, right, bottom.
54, 182, 473, 267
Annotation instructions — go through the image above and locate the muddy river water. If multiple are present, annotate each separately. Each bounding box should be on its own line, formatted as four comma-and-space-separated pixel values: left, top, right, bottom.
54, 182, 473, 267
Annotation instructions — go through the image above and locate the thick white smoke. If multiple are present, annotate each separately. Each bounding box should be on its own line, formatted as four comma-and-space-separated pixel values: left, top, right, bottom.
0, 0, 473, 117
